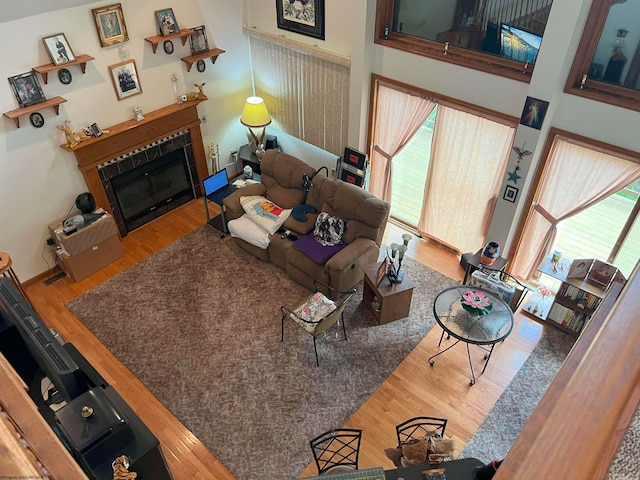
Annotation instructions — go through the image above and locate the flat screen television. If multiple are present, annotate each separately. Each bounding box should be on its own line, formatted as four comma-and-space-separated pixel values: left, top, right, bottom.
500, 24, 542, 64
0, 278, 85, 402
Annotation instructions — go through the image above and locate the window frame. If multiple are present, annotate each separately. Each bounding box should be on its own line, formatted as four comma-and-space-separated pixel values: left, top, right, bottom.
374, 0, 537, 83
564, 0, 640, 112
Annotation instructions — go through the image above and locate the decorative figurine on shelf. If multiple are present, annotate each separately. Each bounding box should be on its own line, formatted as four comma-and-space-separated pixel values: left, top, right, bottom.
387, 233, 412, 284
461, 289, 493, 316
112, 455, 137, 480
57, 120, 90, 149
480, 241, 500, 265
186, 83, 207, 101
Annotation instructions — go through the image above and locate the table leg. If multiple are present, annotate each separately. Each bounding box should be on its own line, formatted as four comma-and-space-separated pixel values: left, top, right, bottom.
481, 343, 496, 374
467, 343, 476, 386
428, 339, 460, 366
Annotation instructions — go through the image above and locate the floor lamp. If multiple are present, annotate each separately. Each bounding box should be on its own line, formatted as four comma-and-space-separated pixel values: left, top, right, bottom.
240, 96, 271, 155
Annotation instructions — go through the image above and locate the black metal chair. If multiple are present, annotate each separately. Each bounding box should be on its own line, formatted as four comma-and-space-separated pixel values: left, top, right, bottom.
395, 416, 448, 446
281, 280, 355, 367
310, 428, 363, 475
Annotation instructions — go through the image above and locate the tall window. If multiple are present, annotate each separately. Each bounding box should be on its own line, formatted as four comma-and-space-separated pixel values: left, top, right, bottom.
565, 0, 640, 112
375, 0, 553, 82
245, 27, 350, 156
510, 130, 640, 280
369, 76, 516, 254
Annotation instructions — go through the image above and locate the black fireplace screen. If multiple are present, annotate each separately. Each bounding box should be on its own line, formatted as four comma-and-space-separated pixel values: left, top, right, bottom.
111, 148, 194, 232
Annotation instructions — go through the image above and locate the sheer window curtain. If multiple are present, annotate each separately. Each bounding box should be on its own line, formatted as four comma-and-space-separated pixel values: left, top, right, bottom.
418, 106, 515, 253
369, 84, 436, 202
510, 137, 640, 279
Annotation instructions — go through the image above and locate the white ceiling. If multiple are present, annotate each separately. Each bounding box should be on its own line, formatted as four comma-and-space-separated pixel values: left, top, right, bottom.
1, 0, 96, 23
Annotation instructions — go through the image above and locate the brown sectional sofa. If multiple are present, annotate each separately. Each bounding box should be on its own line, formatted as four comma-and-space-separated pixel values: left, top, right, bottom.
223, 150, 390, 296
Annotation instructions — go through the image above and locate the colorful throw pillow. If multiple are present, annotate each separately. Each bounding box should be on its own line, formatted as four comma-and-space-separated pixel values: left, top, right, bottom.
290, 292, 337, 334
313, 212, 346, 246
240, 195, 292, 235
294, 232, 347, 264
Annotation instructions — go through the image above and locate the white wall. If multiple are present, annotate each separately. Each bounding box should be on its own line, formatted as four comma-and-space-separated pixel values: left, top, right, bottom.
0, 0, 251, 280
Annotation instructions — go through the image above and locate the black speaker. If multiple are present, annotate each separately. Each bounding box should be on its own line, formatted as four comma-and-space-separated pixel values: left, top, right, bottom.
265, 135, 278, 150
75, 193, 96, 214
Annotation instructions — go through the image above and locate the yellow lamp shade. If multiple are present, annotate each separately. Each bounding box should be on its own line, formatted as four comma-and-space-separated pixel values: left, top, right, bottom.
240, 96, 271, 128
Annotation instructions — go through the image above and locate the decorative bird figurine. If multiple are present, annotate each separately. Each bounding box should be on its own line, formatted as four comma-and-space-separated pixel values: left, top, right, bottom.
512, 145, 532, 160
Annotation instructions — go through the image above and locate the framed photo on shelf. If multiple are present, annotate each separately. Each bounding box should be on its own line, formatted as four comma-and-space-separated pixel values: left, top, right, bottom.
8, 71, 46, 108
92, 3, 129, 47
109, 59, 142, 100
376, 258, 388, 287
155, 8, 179, 36
189, 25, 209, 55
566, 258, 593, 279
587, 259, 617, 286
42, 33, 75, 66
276, 0, 325, 40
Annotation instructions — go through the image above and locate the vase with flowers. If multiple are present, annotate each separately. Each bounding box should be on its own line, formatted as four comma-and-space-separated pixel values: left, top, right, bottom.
387, 233, 413, 284
532, 285, 553, 315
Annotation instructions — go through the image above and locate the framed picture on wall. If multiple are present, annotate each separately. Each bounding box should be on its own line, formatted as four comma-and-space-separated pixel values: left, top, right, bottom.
155, 8, 179, 36
42, 33, 76, 66
503, 185, 518, 203
109, 59, 142, 100
343, 147, 367, 170
92, 3, 129, 47
189, 25, 209, 55
276, 0, 325, 40
8, 71, 46, 108
519, 96, 549, 130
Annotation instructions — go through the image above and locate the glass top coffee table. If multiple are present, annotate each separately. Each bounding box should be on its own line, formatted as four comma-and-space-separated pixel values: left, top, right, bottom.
429, 285, 514, 385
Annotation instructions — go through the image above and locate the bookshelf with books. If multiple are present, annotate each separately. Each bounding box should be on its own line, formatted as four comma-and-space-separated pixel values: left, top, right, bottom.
524, 255, 622, 336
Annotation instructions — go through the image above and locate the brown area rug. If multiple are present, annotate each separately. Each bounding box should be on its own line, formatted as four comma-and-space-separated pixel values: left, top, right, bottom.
66, 227, 456, 479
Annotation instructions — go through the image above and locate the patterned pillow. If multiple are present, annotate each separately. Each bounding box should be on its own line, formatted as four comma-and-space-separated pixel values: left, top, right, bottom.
240, 195, 292, 235
290, 292, 337, 334
313, 212, 346, 247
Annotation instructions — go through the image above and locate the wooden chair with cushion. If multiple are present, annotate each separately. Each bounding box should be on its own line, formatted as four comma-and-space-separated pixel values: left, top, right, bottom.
280, 280, 355, 367
310, 428, 362, 475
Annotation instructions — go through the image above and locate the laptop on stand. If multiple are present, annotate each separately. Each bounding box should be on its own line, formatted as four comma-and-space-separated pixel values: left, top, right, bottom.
203, 169, 236, 233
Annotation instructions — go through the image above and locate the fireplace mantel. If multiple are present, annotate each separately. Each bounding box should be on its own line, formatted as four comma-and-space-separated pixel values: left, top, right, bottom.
62, 99, 208, 219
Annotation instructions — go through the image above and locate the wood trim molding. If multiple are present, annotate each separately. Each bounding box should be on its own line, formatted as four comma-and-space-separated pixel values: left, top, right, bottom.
62, 99, 207, 216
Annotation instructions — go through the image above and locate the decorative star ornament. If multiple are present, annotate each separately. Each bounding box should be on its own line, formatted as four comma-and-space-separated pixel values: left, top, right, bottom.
507, 169, 522, 184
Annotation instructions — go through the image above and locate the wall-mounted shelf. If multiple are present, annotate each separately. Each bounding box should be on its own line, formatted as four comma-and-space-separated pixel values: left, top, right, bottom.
180, 48, 225, 72
3, 96, 67, 128
145, 29, 194, 54
33, 54, 95, 84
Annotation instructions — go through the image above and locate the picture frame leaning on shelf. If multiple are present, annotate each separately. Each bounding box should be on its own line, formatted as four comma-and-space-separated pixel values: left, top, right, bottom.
566, 258, 594, 279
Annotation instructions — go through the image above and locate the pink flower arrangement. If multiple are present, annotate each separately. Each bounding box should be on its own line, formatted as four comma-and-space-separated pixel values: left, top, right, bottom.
537, 285, 553, 299
462, 290, 492, 309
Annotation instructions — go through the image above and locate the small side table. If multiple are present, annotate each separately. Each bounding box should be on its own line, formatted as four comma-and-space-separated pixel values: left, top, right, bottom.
363, 262, 414, 325
462, 249, 508, 284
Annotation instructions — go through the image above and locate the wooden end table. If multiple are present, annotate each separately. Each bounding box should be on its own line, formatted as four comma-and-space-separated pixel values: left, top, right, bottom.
363, 261, 414, 325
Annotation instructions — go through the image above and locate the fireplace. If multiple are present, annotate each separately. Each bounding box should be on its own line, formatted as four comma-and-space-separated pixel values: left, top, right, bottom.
99, 131, 199, 236
61, 100, 209, 238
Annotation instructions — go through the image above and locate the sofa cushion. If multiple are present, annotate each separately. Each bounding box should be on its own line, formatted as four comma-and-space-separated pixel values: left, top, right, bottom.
294, 232, 347, 264
227, 214, 270, 249
241, 195, 291, 235
313, 212, 346, 246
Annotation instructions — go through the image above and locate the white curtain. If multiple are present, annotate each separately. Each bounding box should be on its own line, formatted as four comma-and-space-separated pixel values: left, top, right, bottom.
369, 84, 437, 202
511, 136, 640, 279
418, 105, 515, 253
246, 28, 350, 157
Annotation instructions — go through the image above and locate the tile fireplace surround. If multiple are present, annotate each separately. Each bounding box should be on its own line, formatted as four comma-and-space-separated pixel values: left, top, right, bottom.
62, 99, 208, 236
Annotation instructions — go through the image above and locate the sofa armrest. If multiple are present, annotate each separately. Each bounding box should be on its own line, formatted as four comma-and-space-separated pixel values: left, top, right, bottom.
223, 183, 266, 221
325, 238, 379, 274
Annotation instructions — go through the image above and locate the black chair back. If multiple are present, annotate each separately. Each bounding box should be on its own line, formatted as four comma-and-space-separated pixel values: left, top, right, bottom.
310, 428, 362, 475
395, 416, 447, 446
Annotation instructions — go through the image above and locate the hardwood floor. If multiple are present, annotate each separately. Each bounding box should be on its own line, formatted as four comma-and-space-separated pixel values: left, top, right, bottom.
23, 199, 546, 479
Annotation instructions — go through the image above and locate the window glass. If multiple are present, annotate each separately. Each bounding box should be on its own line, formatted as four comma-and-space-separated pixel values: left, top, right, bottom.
390, 0, 550, 65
